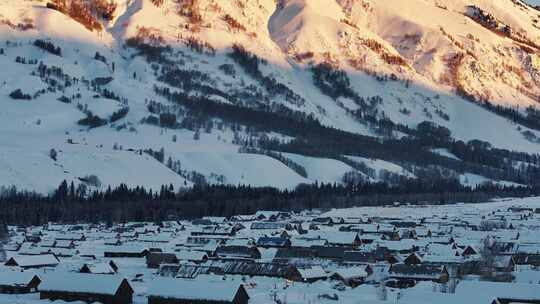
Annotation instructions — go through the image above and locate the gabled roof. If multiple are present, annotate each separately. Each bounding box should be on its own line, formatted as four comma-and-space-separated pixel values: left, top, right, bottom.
80, 262, 116, 274
6, 254, 59, 267
148, 278, 247, 302
40, 273, 132, 295
0, 271, 40, 286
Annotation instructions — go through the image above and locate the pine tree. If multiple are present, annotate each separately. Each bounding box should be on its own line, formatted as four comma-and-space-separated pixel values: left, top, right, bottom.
49, 148, 58, 161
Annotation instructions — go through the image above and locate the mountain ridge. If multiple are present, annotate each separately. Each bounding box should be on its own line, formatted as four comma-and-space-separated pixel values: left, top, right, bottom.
0, 0, 539, 193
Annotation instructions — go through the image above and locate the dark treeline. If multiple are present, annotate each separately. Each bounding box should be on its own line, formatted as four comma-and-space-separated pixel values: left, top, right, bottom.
0, 180, 535, 226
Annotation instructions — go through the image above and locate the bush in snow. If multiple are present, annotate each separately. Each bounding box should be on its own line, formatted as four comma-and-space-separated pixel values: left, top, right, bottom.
9, 89, 32, 100
49, 148, 58, 161
81, 174, 101, 188
193, 130, 200, 140
33, 39, 62, 56
94, 51, 107, 63
78, 113, 107, 128
57, 95, 71, 103
109, 107, 129, 123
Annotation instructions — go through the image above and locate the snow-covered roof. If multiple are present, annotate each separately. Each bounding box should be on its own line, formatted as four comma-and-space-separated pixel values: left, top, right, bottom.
40, 273, 130, 295
333, 267, 369, 280
81, 262, 116, 274
176, 250, 207, 261
297, 266, 327, 279
6, 254, 59, 267
306, 231, 359, 244
0, 271, 39, 286
103, 244, 147, 253
148, 278, 245, 301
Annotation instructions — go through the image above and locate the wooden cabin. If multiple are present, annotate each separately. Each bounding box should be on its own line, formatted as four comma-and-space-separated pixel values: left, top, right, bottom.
148, 278, 249, 304
5, 254, 59, 269
39, 273, 133, 304
0, 272, 41, 294
389, 264, 449, 284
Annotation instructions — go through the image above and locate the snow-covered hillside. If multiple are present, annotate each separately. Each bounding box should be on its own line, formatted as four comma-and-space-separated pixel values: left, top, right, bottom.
0, 0, 539, 193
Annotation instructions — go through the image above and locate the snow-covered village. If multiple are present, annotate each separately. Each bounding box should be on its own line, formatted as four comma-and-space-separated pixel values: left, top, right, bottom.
0, 197, 538, 304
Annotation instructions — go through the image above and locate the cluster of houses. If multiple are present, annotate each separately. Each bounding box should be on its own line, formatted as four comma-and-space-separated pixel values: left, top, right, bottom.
0, 205, 539, 303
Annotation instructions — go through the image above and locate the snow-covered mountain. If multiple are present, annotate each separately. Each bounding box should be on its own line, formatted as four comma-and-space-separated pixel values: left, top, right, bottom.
1, 0, 539, 193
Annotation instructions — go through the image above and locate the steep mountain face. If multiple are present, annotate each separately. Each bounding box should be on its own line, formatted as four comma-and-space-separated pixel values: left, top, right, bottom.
0, 0, 539, 193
